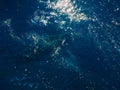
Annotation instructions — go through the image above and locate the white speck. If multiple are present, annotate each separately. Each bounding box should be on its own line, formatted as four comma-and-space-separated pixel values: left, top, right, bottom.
25, 68, 28, 72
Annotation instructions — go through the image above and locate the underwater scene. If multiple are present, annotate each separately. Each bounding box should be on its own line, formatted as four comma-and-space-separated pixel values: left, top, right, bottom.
0, 0, 120, 90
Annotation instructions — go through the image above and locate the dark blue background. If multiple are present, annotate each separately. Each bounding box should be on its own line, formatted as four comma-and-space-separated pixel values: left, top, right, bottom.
0, 0, 120, 90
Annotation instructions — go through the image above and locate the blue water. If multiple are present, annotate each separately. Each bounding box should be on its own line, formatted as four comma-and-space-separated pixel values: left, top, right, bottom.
0, 0, 120, 90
